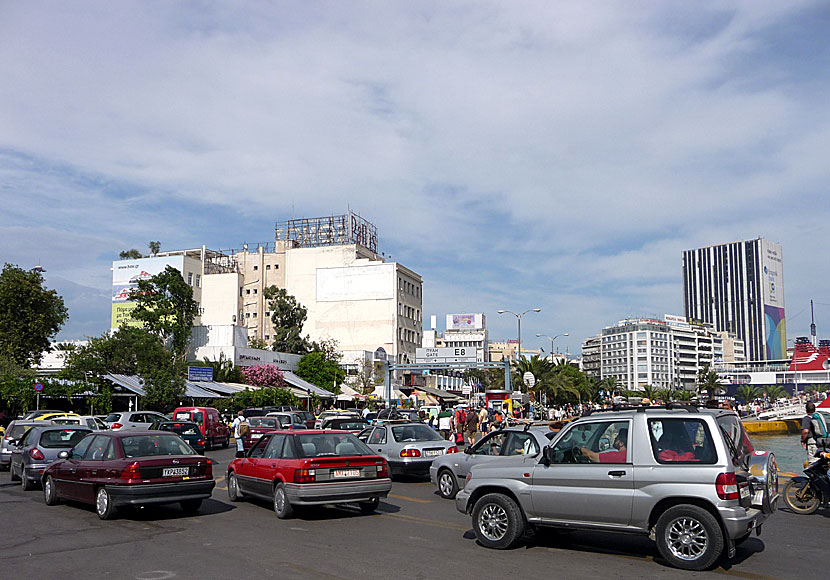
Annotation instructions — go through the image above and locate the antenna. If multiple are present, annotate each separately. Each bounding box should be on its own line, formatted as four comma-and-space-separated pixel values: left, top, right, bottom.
811, 299, 817, 346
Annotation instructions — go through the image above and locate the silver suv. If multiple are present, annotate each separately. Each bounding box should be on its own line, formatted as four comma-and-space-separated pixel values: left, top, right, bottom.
456, 405, 778, 571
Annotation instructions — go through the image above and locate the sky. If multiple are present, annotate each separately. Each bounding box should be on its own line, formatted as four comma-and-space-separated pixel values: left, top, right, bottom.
2, 1, 829, 355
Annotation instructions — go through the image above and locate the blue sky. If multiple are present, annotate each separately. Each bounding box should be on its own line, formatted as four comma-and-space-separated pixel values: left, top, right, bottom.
2, 1, 829, 355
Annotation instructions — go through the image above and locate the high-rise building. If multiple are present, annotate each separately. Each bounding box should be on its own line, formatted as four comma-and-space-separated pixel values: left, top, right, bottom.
682, 238, 785, 361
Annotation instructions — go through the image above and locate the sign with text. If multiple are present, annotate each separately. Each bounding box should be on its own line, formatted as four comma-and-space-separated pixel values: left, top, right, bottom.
415, 347, 478, 363
187, 366, 214, 382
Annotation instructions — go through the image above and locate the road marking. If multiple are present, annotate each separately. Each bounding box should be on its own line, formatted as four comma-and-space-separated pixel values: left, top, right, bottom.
388, 493, 432, 504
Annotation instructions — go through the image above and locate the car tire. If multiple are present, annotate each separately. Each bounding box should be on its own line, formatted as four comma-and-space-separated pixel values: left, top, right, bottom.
358, 497, 379, 513
9, 463, 20, 482
221, 437, 229, 449
44, 475, 60, 506
471, 493, 526, 550
655, 505, 724, 571
273, 482, 293, 519
782, 478, 821, 515
96, 487, 117, 520
180, 499, 203, 514
20, 470, 33, 491
437, 468, 458, 499
227, 472, 243, 502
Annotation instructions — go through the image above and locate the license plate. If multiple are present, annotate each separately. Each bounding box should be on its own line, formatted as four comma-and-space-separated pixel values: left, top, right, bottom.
252, 433, 262, 439
162, 467, 189, 477
333, 469, 360, 478
740, 486, 750, 499
424, 450, 443, 457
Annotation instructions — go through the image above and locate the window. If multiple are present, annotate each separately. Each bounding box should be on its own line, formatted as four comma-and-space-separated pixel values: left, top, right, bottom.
70, 435, 95, 460
649, 418, 716, 464
264, 434, 285, 459
195, 274, 201, 287
253, 265, 258, 271
550, 421, 629, 464
249, 435, 272, 459
368, 428, 387, 445
266, 265, 271, 270
84, 435, 115, 461
187, 272, 193, 285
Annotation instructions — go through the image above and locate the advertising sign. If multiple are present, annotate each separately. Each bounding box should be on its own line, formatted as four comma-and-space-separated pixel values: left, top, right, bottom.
760, 240, 786, 359
111, 256, 185, 330
187, 366, 214, 382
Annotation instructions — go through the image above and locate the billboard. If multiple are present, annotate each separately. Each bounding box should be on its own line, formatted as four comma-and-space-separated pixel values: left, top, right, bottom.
760, 240, 786, 359
415, 347, 478, 363
446, 313, 485, 330
111, 256, 185, 329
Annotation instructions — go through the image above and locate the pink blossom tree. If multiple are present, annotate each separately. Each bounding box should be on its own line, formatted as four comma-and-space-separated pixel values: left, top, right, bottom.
241, 364, 287, 389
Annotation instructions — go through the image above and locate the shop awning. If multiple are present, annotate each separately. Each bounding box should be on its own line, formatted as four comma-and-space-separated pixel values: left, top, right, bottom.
414, 385, 461, 402
283, 371, 336, 399
105, 374, 228, 399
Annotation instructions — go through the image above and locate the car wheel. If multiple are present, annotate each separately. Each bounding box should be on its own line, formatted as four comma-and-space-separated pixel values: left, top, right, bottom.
221, 437, 229, 449
180, 499, 203, 514
437, 469, 458, 499
358, 497, 379, 513
471, 493, 526, 549
21, 470, 33, 491
782, 479, 821, 515
44, 475, 60, 506
96, 487, 117, 520
227, 472, 243, 502
273, 483, 293, 519
9, 463, 20, 482
655, 505, 724, 571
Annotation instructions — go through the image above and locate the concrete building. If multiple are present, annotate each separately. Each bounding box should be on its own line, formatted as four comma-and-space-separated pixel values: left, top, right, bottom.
599, 315, 744, 391
581, 334, 601, 379
683, 238, 786, 361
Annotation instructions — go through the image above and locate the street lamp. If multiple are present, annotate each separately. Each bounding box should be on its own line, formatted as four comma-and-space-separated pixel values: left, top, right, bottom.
536, 333, 569, 362
497, 308, 541, 370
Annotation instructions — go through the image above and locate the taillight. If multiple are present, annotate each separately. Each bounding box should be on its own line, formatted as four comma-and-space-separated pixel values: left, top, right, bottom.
447, 446, 459, 454
294, 469, 316, 483
377, 461, 389, 479
205, 459, 213, 478
112, 423, 123, 430
197, 439, 205, 445
30, 448, 45, 460
120, 461, 140, 480
716, 472, 739, 500
400, 448, 421, 458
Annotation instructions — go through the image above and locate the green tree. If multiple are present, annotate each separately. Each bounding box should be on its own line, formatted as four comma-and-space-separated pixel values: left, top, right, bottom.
201, 352, 243, 383
736, 384, 760, 404
148, 241, 161, 255
264, 286, 312, 354
142, 359, 186, 411
763, 384, 787, 401
696, 364, 724, 399
119, 249, 143, 260
248, 337, 270, 350
129, 266, 199, 360
296, 351, 345, 394
0, 264, 68, 367
353, 358, 381, 396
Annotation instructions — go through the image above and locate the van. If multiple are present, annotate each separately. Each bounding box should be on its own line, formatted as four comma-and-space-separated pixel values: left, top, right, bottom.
171, 406, 230, 450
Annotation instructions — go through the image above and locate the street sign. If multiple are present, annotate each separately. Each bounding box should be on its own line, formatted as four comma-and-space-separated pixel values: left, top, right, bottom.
187, 366, 214, 382
523, 372, 536, 388
34, 382, 44, 392
461, 384, 472, 395
415, 347, 478, 363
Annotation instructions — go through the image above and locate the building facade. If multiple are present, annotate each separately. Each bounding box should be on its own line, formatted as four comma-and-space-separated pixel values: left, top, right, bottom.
441, 314, 489, 362
682, 238, 786, 361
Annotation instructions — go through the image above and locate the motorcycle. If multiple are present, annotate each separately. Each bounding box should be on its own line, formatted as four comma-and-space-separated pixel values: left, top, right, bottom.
782, 450, 830, 514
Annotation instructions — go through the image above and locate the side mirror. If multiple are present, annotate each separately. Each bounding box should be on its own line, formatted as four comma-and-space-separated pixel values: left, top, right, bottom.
464, 446, 473, 455
58, 450, 70, 459
540, 446, 553, 466
7, 439, 17, 446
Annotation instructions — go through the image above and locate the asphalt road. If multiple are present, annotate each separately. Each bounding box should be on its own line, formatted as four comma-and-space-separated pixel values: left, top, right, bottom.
1, 446, 824, 580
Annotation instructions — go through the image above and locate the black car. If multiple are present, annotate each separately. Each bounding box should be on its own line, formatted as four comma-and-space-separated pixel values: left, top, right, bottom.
152, 421, 207, 454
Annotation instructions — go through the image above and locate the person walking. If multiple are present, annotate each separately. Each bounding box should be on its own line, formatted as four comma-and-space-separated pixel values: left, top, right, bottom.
464, 408, 479, 446
437, 407, 453, 440
231, 410, 248, 458
478, 406, 489, 437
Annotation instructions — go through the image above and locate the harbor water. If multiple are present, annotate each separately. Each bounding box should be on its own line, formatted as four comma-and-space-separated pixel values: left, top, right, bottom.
750, 433, 806, 475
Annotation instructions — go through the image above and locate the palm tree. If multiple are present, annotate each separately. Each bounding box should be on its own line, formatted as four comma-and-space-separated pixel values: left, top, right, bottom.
763, 384, 787, 401
671, 389, 694, 402
639, 384, 659, 402
697, 364, 724, 400
735, 385, 760, 404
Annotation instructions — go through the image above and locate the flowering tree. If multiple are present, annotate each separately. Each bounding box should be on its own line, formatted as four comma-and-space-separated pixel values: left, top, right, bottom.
241, 364, 287, 389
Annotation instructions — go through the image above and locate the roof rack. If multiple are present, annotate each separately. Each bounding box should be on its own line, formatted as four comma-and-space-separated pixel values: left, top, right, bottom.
583, 403, 703, 416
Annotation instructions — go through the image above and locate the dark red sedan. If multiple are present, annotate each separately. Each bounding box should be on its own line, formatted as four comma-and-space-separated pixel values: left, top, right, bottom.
227, 429, 391, 518
42, 431, 215, 520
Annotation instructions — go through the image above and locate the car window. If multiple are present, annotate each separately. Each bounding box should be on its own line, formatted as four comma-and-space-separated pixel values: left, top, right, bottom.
249, 435, 272, 459
648, 418, 715, 464
193, 412, 204, 424
122, 434, 196, 457
19, 428, 36, 447
368, 427, 386, 445
296, 433, 374, 457
391, 424, 443, 442
8, 424, 30, 440
104, 413, 120, 423
84, 435, 114, 461
40, 429, 90, 449
70, 434, 95, 460
503, 432, 539, 456
716, 414, 754, 466
282, 436, 298, 459
475, 432, 506, 456
551, 421, 629, 464
264, 434, 286, 459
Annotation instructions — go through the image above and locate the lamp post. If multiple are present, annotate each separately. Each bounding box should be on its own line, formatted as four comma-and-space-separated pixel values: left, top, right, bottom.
497, 308, 541, 372
536, 333, 569, 363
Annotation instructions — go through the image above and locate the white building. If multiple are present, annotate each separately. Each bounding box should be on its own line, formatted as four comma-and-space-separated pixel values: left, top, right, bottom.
440, 313, 488, 362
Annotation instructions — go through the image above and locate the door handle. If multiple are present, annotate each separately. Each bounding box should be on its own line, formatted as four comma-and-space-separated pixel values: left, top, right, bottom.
91, 470, 98, 475
608, 470, 626, 477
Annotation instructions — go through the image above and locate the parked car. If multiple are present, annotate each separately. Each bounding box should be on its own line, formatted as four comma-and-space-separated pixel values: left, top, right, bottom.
265, 412, 308, 431
227, 430, 391, 518
430, 425, 554, 499
152, 421, 207, 454
376, 408, 421, 423
242, 407, 280, 419
456, 405, 779, 571
320, 417, 370, 433
29, 412, 81, 422
242, 416, 285, 450
314, 410, 360, 429
10, 425, 92, 490
20, 410, 63, 420
103, 411, 170, 431
295, 411, 316, 429
1, 420, 51, 471
357, 422, 458, 477
42, 431, 215, 519
51, 415, 109, 430
170, 407, 230, 450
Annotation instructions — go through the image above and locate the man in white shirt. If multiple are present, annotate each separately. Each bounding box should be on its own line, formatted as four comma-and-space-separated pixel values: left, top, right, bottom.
231, 410, 246, 457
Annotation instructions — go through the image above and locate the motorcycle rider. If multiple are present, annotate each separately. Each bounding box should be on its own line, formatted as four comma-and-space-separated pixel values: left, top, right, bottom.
801, 402, 828, 462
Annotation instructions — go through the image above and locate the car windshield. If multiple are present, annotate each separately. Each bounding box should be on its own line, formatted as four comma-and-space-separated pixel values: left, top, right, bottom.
295, 433, 375, 457
250, 417, 279, 428
9, 425, 30, 439
121, 434, 197, 457
40, 429, 89, 448
329, 420, 368, 430
104, 413, 120, 423
392, 424, 444, 442
159, 423, 200, 436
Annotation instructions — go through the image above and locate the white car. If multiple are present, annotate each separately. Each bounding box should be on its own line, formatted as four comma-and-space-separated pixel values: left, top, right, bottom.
50, 415, 109, 430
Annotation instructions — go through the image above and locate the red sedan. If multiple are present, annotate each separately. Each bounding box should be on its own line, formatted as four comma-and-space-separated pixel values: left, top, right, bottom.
42, 431, 215, 520
227, 429, 391, 518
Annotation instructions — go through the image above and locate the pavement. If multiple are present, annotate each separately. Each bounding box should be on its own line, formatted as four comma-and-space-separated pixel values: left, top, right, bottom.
1, 445, 826, 580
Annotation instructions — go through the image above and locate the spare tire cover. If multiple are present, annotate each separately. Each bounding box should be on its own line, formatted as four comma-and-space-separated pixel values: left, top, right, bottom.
748, 451, 778, 514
